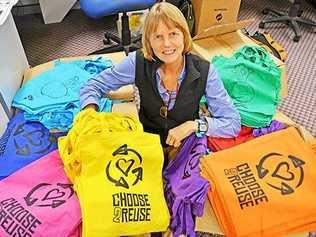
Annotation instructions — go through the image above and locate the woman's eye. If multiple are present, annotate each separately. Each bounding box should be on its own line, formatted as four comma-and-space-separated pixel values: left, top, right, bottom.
155, 35, 162, 39
171, 32, 177, 36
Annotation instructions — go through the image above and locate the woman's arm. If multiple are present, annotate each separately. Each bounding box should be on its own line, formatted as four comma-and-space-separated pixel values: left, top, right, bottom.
79, 51, 137, 110
204, 64, 241, 137
165, 64, 241, 147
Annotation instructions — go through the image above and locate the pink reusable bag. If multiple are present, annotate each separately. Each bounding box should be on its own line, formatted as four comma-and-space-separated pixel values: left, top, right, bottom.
0, 150, 82, 237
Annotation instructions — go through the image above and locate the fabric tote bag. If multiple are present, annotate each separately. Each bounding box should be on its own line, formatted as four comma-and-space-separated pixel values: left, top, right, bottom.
58, 109, 170, 237
201, 127, 316, 237
0, 150, 81, 237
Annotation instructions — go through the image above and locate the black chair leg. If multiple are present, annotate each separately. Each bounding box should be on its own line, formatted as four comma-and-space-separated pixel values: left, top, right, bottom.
132, 34, 142, 43
259, 2, 316, 42
261, 15, 291, 24
90, 44, 124, 55
290, 19, 301, 42
104, 32, 121, 44
90, 12, 142, 55
263, 7, 285, 17
297, 17, 316, 27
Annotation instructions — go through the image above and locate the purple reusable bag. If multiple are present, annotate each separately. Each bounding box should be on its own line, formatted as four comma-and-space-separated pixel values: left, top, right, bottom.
163, 134, 210, 237
252, 120, 287, 137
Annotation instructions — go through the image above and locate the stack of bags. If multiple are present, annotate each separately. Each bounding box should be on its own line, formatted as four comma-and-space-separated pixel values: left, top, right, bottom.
212, 45, 281, 128
58, 109, 169, 236
201, 127, 316, 237
0, 112, 64, 180
0, 150, 82, 237
12, 58, 113, 131
164, 134, 210, 237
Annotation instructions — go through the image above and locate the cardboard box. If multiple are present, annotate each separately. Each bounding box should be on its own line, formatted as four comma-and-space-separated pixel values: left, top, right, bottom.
112, 102, 139, 119
192, 20, 288, 98
191, 0, 241, 35
195, 194, 309, 237
273, 111, 315, 143
22, 52, 134, 101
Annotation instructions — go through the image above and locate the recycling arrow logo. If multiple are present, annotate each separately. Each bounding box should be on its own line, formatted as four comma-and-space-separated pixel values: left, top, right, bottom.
256, 152, 305, 195
105, 144, 143, 189
23, 183, 74, 208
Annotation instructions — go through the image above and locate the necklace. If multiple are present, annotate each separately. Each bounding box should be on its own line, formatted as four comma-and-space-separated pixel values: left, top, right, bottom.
159, 60, 183, 118
159, 83, 179, 119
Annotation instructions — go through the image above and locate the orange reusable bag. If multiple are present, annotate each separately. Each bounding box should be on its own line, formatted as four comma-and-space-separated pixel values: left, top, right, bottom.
201, 127, 316, 237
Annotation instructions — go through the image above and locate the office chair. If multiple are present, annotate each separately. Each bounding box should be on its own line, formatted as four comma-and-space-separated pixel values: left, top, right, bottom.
259, 0, 316, 42
80, 0, 156, 55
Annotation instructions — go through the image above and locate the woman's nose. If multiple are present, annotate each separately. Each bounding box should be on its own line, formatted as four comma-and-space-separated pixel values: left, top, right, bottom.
163, 37, 172, 47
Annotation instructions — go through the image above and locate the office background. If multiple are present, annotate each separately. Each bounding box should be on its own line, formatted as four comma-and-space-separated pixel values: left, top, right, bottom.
13, 0, 316, 137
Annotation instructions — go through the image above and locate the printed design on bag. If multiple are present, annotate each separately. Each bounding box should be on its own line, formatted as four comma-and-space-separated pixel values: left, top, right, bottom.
183, 140, 207, 179
0, 198, 42, 236
12, 122, 57, 156
230, 66, 255, 104
106, 144, 143, 189
225, 163, 268, 209
24, 183, 75, 209
112, 193, 151, 223
256, 152, 305, 195
105, 145, 152, 223
39, 76, 81, 99
120, 117, 135, 131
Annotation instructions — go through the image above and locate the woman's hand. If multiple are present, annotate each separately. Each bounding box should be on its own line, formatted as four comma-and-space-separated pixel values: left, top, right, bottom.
166, 120, 198, 147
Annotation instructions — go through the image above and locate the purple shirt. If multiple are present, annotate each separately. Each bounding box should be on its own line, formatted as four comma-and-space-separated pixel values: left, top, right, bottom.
80, 51, 241, 137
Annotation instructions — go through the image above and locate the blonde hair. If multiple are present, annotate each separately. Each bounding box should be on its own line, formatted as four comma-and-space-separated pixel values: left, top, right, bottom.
141, 2, 193, 61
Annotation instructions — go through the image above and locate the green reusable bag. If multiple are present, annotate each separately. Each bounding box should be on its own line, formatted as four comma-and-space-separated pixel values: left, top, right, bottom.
212, 45, 281, 128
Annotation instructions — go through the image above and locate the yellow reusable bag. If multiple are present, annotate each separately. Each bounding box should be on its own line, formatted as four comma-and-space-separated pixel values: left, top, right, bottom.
59, 109, 143, 183
59, 109, 170, 237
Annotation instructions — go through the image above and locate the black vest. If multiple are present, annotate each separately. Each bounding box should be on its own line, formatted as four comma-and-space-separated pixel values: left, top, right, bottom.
135, 50, 209, 146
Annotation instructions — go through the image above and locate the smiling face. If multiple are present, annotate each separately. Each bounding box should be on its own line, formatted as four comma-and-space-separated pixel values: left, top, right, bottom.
149, 20, 184, 66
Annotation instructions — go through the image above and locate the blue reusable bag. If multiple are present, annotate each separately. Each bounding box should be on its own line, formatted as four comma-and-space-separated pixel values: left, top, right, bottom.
12, 58, 113, 131
12, 63, 93, 112
0, 112, 63, 180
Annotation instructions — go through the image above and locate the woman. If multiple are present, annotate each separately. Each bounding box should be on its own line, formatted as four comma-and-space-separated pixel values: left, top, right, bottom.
80, 2, 240, 149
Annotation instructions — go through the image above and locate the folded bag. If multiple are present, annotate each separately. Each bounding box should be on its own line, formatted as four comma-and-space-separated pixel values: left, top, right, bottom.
58, 109, 170, 237
0, 112, 63, 180
212, 45, 281, 128
201, 127, 316, 237
0, 150, 82, 237
164, 134, 209, 237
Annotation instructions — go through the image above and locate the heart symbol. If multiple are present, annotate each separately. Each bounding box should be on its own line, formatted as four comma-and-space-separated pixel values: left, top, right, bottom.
116, 158, 134, 176
42, 188, 66, 201
25, 129, 45, 146
272, 162, 294, 181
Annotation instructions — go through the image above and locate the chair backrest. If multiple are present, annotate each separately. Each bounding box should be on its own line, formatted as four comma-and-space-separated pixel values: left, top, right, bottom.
80, 0, 156, 18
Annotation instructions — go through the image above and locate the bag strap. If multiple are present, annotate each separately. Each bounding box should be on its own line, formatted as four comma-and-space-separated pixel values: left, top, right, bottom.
251, 32, 287, 62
